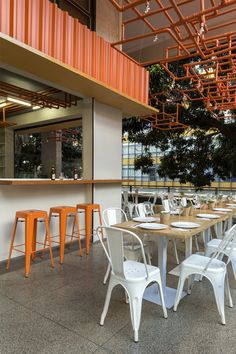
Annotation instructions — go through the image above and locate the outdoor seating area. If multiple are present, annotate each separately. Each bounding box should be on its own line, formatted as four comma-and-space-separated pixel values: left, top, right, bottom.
0, 0, 236, 353
1, 208, 236, 353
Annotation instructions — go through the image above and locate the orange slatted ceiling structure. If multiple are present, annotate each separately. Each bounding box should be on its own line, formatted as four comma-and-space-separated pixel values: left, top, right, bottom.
0, 0, 149, 105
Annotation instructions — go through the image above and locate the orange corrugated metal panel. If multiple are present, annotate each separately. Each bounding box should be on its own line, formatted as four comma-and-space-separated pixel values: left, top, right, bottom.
92, 30, 99, 79
0, 0, 149, 104
0, 0, 8, 34
41, 0, 53, 56
83, 26, 93, 76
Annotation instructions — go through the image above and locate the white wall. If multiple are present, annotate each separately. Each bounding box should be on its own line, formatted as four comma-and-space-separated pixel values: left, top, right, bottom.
0, 100, 123, 261
0, 184, 91, 260
93, 101, 122, 180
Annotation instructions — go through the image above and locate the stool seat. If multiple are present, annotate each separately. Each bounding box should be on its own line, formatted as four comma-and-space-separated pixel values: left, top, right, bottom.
7, 209, 54, 277
16, 210, 48, 219
75, 203, 103, 255
49, 205, 82, 264
77, 203, 100, 210
50, 206, 77, 214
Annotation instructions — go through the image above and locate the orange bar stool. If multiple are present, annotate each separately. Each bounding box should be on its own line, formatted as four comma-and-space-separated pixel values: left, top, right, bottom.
6, 209, 54, 278
75, 203, 103, 255
49, 206, 82, 264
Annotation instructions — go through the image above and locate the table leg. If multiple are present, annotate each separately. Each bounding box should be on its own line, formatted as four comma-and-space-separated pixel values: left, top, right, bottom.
215, 221, 223, 239
185, 237, 192, 258
228, 216, 233, 229
143, 235, 186, 309
203, 228, 211, 245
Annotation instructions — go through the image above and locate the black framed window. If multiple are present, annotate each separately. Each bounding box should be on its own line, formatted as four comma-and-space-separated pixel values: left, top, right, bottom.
50, 0, 96, 30
14, 120, 83, 179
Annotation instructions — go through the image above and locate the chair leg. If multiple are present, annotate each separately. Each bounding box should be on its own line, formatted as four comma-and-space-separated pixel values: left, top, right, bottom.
85, 209, 92, 255
230, 255, 236, 280
211, 275, 226, 325
100, 278, 115, 326
172, 239, 179, 265
45, 217, 54, 269
71, 213, 82, 257
225, 272, 233, 308
146, 251, 152, 265
156, 280, 168, 318
6, 217, 18, 271
194, 235, 199, 251
173, 274, 187, 312
59, 212, 67, 264
124, 291, 129, 304
97, 207, 104, 240
25, 217, 34, 278
103, 263, 111, 285
70, 214, 76, 247
187, 274, 195, 295
129, 294, 143, 342
31, 219, 37, 261
42, 211, 52, 258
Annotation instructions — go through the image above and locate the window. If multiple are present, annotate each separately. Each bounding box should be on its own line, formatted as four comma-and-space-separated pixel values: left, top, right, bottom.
14, 120, 82, 179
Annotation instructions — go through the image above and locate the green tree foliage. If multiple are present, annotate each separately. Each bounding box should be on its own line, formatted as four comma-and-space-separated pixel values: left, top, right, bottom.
123, 63, 236, 188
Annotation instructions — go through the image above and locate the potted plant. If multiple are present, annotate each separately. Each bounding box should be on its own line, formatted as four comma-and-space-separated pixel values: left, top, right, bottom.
207, 199, 216, 210
217, 194, 224, 207
199, 197, 207, 210
182, 200, 192, 216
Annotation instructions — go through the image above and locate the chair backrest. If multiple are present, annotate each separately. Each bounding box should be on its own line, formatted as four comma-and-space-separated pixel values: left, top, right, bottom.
205, 224, 236, 270
180, 197, 187, 207
162, 199, 170, 212
122, 191, 129, 205
103, 208, 128, 226
97, 226, 149, 279
169, 198, 178, 210
135, 202, 153, 217
148, 192, 158, 205
135, 203, 146, 217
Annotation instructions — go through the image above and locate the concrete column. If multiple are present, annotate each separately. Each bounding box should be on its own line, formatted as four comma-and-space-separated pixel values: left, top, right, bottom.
96, 0, 121, 43
0, 128, 14, 178
82, 98, 123, 239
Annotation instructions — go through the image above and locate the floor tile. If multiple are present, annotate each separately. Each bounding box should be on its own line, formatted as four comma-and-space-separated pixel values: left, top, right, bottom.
0, 305, 96, 354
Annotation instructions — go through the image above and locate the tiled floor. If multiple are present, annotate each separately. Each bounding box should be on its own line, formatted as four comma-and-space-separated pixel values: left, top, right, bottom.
0, 240, 236, 354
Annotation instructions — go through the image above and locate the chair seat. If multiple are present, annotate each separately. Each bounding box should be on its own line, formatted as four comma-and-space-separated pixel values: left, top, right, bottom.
182, 254, 226, 273
123, 260, 159, 281
207, 238, 236, 252
124, 243, 148, 252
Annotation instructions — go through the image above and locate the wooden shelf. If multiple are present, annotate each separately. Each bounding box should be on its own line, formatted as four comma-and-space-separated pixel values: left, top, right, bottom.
0, 179, 127, 185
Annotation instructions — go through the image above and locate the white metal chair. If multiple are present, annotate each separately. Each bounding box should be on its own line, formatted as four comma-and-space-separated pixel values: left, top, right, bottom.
174, 225, 236, 324
180, 197, 187, 207
122, 191, 136, 218
205, 224, 236, 280
97, 226, 167, 342
135, 202, 153, 217
102, 208, 151, 284
162, 199, 180, 215
148, 192, 158, 211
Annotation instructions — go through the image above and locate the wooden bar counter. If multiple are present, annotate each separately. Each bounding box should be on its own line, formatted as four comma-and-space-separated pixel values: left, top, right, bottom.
0, 179, 125, 185
0, 178, 124, 262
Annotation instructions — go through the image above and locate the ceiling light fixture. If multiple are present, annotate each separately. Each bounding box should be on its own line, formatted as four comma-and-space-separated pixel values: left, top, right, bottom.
7, 96, 31, 107
32, 105, 41, 110
144, 1, 150, 14
0, 102, 7, 108
153, 34, 158, 42
198, 22, 205, 37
